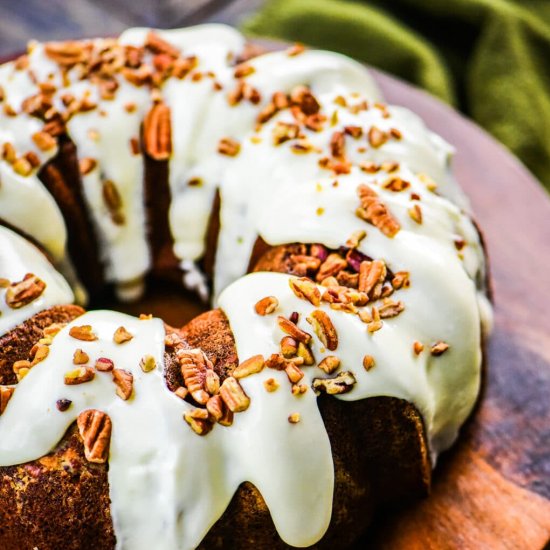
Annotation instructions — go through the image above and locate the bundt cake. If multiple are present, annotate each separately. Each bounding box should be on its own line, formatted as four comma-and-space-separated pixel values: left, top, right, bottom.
0, 25, 492, 549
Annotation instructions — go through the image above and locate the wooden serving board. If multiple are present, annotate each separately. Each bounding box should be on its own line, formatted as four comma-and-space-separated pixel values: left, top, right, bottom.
2, 30, 550, 549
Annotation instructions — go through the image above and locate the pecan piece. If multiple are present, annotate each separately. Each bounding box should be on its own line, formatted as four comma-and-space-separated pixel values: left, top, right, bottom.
184, 408, 214, 436
288, 412, 301, 424
218, 137, 241, 157
285, 362, 304, 384
280, 336, 298, 358
277, 316, 312, 344
307, 310, 338, 351
143, 102, 172, 160
95, 357, 114, 372
430, 341, 450, 356
112, 369, 134, 400
139, 354, 157, 373
363, 355, 375, 371
254, 296, 278, 316
358, 259, 386, 298
318, 356, 340, 374
77, 409, 112, 463
113, 326, 133, 344
219, 377, 250, 413
44, 41, 86, 66
177, 349, 214, 405
64, 366, 95, 385
73, 349, 89, 365
356, 184, 400, 238
233, 355, 265, 379
289, 277, 321, 306
264, 378, 280, 392
4, 274, 46, 309
312, 371, 357, 395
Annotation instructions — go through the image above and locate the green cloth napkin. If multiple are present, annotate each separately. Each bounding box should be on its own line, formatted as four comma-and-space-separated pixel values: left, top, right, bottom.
243, 0, 550, 190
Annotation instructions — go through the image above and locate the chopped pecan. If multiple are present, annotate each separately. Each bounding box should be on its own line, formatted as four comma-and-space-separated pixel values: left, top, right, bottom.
206, 395, 224, 422
13, 360, 31, 381
289, 277, 321, 306
273, 121, 301, 145
285, 362, 304, 384
297, 342, 315, 366
316, 254, 347, 282
367, 126, 388, 148
358, 259, 386, 298
330, 131, 346, 159
0, 386, 14, 415
288, 412, 301, 424
318, 355, 340, 374
356, 184, 401, 238
177, 349, 214, 405
312, 371, 357, 395
95, 357, 114, 372
278, 316, 312, 344
143, 102, 172, 160
363, 355, 375, 371
113, 326, 133, 344
413, 341, 424, 355
145, 31, 179, 58
430, 341, 450, 356
218, 137, 240, 157
44, 41, 87, 66
392, 271, 410, 290
290, 85, 320, 115
307, 310, 338, 351
77, 409, 112, 463
254, 296, 278, 316
4, 274, 46, 309
102, 180, 125, 225
378, 299, 404, 319
139, 354, 157, 373
234, 63, 255, 78
280, 336, 298, 358
79, 157, 97, 175
64, 366, 95, 385
205, 370, 220, 395
73, 349, 89, 365
233, 355, 265, 379
184, 409, 214, 436
30, 343, 49, 366
264, 378, 280, 392
32, 131, 56, 151
408, 204, 423, 224
345, 230, 367, 249
219, 377, 250, 413
383, 177, 410, 192
112, 369, 133, 400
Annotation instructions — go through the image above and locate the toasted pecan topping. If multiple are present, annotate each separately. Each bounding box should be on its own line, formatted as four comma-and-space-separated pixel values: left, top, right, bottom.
413, 341, 424, 355
280, 336, 298, 358
64, 366, 95, 385
368, 126, 388, 148
307, 310, 338, 351
95, 357, 114, 372
143, 102, 172, 160
112, 369, 133, 400
316, 253, 347, 282
77, 409, 112, 463
430, 341, 450, 356
206, 394, 225, 422
254, 296, 279, 316
44, 41, 87, 66
69, 325, 97, 342
285, 362, 304, 384
73, 349, 89, 365
264, 378, 280, 392
312, 371, 357, 395
290, 85, 320, 115
0, 386, 14, 415
358, 259, 386, 298
356, 184, 401, 238
219, 376, 250, 413
234, 62, 255, 78
391, 271, 410, 290
233, 355, 265, 379
32, 130, 56, 151
383, 177, 410, 192
145, 31, 180, 58
409, 204, 423, 224
289, 277, 321, 306
330, 130, 346, 159
277, 316, 312, 344
113, 326, 133, 344
345, 230, 367, 249
288, 412, 301, 424
297, 342, 316, 366
12, 360, 31, 381
363, 355, 375, 371
378, 299, 404, 319
79, 157, 97, 175
273, 121, 301, 145
139, 354, 157, 373
177, 349, 215, 405
184, 409, 214, 436
4, 274, 46, 309
318, 356, 340, 374
218, 137, 241, 157
366, 306, 383, 333
102, 180, 125, 225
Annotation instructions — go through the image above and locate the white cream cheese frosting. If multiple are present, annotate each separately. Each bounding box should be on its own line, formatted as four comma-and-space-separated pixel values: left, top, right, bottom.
0, 24, 491, 550
0, 226, 74, 335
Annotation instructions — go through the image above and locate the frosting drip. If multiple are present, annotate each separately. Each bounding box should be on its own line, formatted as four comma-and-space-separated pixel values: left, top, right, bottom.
0, 24, 492, 550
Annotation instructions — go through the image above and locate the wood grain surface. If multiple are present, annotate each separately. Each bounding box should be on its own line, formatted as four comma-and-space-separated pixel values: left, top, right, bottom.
1, 3, 549, 547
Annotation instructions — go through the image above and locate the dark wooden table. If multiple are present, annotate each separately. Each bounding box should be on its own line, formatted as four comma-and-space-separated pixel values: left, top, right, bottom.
1, 2, 550, 549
